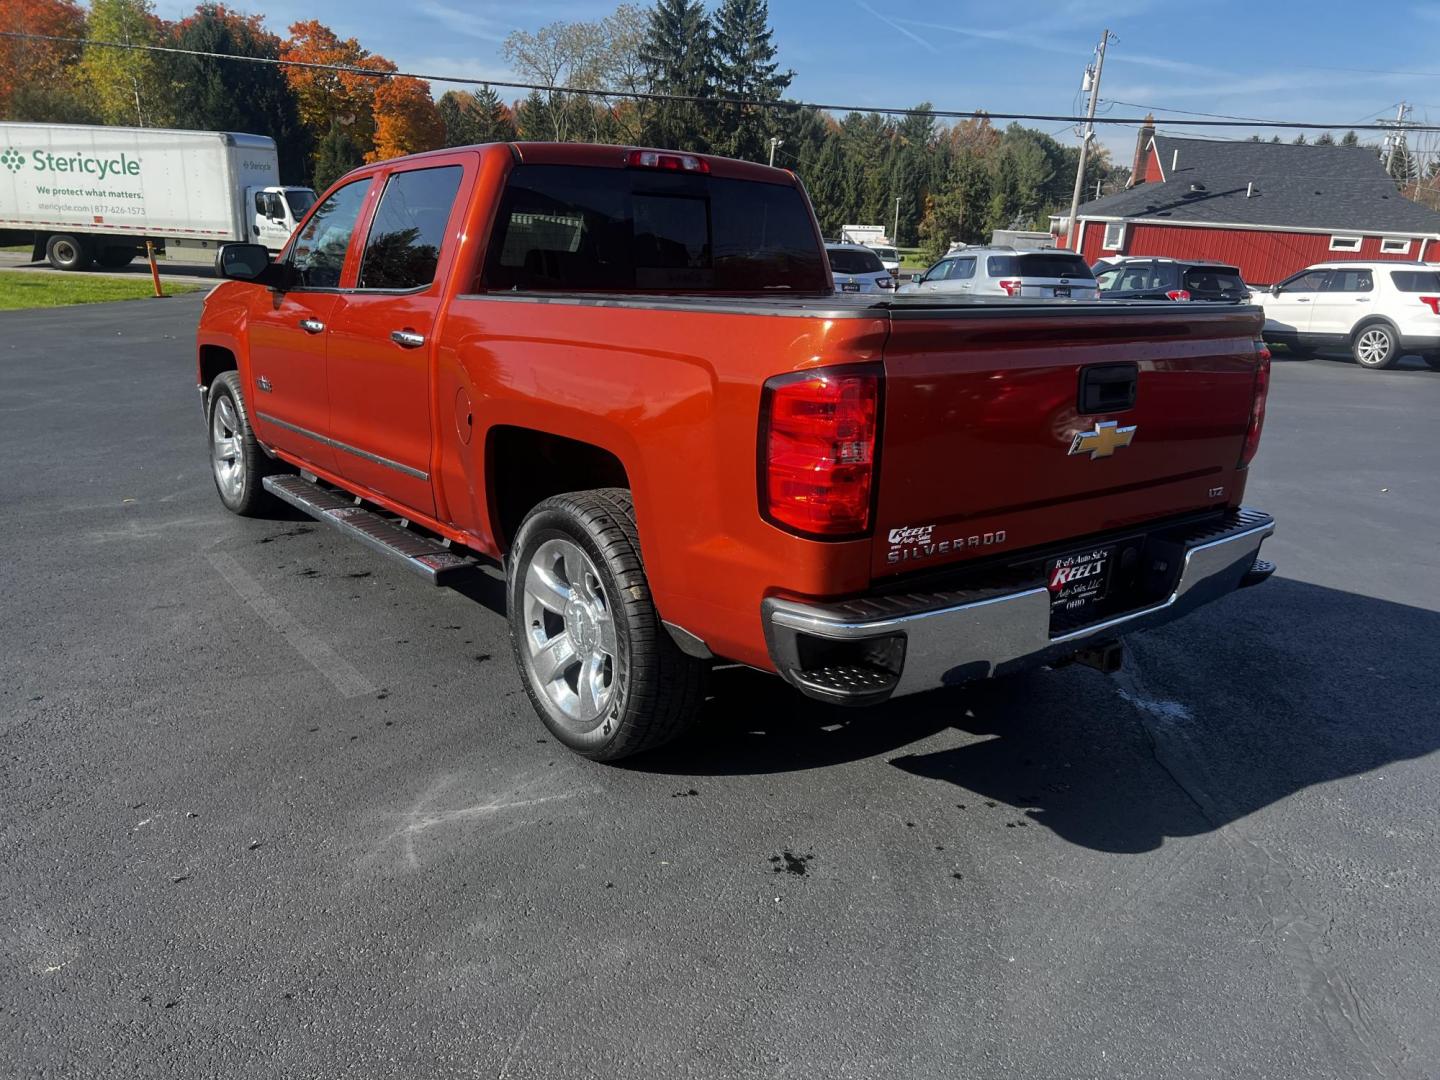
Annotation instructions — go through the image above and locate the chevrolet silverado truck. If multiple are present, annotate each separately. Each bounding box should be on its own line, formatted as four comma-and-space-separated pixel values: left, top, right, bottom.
197, 142, 1276, 761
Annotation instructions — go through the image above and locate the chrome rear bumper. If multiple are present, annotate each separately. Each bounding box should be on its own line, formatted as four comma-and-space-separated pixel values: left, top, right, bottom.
763, 509, 1275, 704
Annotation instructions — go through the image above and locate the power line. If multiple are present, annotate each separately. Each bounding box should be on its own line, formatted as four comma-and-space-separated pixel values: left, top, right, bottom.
9, 30, 1440, 132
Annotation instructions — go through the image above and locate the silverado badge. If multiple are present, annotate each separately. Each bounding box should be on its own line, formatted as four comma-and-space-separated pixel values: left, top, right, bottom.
1069, 420, 1137, 460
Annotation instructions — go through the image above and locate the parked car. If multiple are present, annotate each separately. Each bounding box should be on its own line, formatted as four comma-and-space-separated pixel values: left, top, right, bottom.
900, 246, 1099, 299
825, 242, 893, 292
198, 142, 1274, 761
867, 244, 901, 277
1093, 257, 1249, 302
1251, 261, 1440, 370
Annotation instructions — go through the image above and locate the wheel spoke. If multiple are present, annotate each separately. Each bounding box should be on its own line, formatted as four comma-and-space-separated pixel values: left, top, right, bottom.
561, 549, 585, 594
577, 654, 605, 719
596, 612, 617, 657
216, 397, 238, 433
526, 561, 571, 615
531, 633, 577, 684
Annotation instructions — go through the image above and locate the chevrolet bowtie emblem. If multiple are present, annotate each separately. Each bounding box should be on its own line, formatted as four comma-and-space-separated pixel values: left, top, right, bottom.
1069, 420, 1137, 459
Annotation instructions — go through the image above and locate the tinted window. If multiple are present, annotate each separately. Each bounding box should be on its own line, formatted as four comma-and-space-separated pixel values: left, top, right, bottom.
483, 165, 826, 293
1184, 266, 1246, 296
358, 166, 463, 290
925, 259, 954, 282
1281, 269, 1329, 292
950, 257, 976, 280
1322, 269, 1374, 293
288, 179, 371, 288
1019, 253, 1095, 279
1391, 270, 1440, 292
828, 247, 883, 274
284, 189, 317, 218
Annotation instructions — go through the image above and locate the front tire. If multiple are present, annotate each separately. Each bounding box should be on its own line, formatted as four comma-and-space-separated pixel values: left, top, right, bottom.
207, 371, 280, 516
1353, 323, 1397, 369
507, 489, 707, 761
45, 234, 92, 272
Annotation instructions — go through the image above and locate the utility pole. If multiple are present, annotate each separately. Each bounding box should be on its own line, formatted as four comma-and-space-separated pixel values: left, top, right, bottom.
1382, 102, 1414, 182
892, 196, 900, 244
768, 137, 783, 168
1065, 29, 1115, 251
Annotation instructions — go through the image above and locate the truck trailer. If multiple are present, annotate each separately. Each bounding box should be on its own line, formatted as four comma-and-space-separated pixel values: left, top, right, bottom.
0, 122, 315, 270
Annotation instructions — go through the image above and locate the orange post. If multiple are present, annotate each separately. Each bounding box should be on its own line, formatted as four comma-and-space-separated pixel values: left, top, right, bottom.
145, 241, 164, 298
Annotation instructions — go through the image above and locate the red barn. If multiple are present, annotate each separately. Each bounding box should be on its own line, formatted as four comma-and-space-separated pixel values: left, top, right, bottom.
1058, 128, 1440, 284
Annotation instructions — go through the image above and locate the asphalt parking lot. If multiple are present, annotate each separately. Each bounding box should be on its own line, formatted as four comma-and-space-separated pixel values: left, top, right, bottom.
4, 296, 1438, 1080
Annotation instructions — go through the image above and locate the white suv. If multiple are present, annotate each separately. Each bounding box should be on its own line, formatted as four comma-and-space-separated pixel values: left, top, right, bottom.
1253, 261, 1440, 370
900, 246, 1099, 299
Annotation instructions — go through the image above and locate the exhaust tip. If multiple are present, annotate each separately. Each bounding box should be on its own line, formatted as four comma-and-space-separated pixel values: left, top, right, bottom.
1072, 640, 1124, 675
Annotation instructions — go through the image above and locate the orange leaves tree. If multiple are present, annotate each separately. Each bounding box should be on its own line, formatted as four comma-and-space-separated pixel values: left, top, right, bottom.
0, 0, 90, 120
280, 20, 394, 166
367, 77, 445, 162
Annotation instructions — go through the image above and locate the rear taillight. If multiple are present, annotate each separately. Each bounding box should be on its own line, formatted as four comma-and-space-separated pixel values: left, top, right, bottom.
1240, 340, 1271, 468
998, 279, 1022, 297
877, 276, 892, 289
1419, 295, 1440, 314
761, 367, 880, 537
626, 149, 709, 173
1165, 289, 1192, 301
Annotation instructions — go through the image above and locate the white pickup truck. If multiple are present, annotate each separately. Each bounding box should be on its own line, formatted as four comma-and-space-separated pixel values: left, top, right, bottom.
0, 121, 315, 270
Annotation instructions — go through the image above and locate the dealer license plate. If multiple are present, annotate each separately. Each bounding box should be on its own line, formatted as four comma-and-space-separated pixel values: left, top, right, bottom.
841, 282, 861, 292
1052, 285, 1071, 298
1046, 544, 1114, 616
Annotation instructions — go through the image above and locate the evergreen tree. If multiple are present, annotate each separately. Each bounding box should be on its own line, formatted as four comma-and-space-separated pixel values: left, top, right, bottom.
1292, 133, 1307, 145
439, 86, 517, 146
1341, 130, 1360, 147
515, 91, 551, 140
313, 119, 363, 192
639, 0, 714, 150
169, 6, 309, 183
710, 0, 792, 161
1315, 131, 1335, 146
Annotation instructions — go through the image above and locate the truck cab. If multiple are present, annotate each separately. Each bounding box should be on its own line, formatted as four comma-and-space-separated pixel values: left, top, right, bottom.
248, 186, 317, 253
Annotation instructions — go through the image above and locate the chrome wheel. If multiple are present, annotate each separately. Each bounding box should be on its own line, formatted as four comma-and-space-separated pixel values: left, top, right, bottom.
210, 394, 245, 501
1356, 328, 1392, 366
53, 238, 79, 264
521, 538, 619, 731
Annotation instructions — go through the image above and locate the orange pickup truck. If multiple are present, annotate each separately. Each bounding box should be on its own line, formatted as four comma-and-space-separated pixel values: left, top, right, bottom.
197, 142, 1275, 760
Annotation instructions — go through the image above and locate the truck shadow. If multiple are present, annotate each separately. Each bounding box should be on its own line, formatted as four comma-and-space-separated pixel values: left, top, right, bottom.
638, 578, 1440, 854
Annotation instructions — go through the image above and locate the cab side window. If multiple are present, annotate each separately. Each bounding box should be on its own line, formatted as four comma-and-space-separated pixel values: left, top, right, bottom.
1281, 269, 1329, 292
357, 166, 464, 291
950, 257, 977, 280
288, 179, 372, 289
926, 259, 954, 282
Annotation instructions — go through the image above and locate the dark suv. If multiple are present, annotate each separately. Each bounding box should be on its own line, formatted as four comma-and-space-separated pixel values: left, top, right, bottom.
1093, 257, 1249, 302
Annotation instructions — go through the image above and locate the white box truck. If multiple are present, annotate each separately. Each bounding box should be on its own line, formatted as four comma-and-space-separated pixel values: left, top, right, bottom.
0, 122, 316, 270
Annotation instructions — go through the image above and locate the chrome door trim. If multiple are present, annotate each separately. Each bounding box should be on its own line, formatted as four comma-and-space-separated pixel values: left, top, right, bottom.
256, 412, 430, 481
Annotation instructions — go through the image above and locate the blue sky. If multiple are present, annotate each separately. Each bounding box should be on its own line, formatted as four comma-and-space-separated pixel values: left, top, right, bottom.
152, 0, 1440, 162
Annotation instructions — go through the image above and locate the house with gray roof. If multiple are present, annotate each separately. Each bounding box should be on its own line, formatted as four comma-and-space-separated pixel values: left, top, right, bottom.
1053, 125, 1440, 283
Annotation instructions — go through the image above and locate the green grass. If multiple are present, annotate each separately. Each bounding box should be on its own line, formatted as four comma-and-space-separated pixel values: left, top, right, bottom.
0, 271, 204, 310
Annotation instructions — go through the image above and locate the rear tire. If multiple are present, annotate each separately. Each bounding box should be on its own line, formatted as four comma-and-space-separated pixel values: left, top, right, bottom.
507, 488, 707, 761
1352, 323, 1397, 369
207, 371, 280, 516
45, 234, 92, 272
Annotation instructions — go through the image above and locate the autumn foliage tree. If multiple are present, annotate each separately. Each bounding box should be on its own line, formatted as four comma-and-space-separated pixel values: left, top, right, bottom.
0, 0, 91, 120
280, 20, 394, 166
367, 76, 445, 162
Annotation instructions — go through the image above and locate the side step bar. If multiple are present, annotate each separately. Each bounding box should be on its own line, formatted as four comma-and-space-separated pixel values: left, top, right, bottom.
262, 474, 480, 587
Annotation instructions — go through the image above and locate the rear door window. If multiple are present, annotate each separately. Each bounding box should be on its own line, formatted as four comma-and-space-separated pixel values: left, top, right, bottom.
483, 165, 827, 293
1321, 269, 1374, 293
950, 256, 976, 280
357, 165, 464, 291
287, 178, 372, 289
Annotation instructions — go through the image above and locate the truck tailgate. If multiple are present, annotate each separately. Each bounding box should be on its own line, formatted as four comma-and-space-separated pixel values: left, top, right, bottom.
873, 302, 1264, 578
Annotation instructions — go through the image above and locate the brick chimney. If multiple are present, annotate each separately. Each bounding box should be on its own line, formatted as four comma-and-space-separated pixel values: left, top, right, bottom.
1127, 114, 1155, 188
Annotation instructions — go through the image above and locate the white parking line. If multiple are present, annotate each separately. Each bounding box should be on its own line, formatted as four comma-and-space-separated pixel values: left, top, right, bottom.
207, 550, 376, 698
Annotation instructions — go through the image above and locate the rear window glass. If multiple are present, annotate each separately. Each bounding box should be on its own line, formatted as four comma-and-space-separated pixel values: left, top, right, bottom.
482, 165, 827, 293
1391, 270, 1440, 292
827, 247, 883, 274
1183, 266, 1246, 295
987, 253, 1095, 279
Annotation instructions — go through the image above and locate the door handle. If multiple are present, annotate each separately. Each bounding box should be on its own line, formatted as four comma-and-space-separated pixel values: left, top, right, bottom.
1355, 297, 1371, 302
391, 329, 426, 349
1296, 298, 1311, 303
299, 318, 325, 334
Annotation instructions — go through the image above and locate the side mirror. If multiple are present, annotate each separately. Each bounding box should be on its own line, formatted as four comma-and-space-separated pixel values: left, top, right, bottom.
216, 243, 292, 289
1269, 283, 1282, 296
